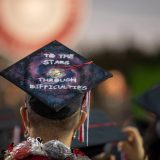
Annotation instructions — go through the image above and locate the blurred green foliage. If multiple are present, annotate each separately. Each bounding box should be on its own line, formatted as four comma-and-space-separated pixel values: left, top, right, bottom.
87, 45, 160, 119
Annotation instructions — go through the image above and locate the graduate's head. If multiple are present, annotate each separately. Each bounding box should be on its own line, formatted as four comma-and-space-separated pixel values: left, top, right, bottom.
20, 95, 87, 142
0, 40, 112, 143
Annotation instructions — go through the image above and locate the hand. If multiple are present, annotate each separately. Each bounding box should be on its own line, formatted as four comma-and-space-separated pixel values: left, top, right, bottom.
118, 127, 146, 160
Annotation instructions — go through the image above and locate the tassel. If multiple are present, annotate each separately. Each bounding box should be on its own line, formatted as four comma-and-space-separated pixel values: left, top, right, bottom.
86, 91, 91, 146
78, 120, 85, 143
78, 94, 86, 143
78, 91, 91, 145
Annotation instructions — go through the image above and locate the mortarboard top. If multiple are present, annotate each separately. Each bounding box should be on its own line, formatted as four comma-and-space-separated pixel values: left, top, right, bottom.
72, 108, 127, 149
135, 85, 160, 118
0, 41, 112, 119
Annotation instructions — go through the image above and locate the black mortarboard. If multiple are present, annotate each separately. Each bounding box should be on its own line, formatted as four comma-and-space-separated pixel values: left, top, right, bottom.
72, 108, 127, 149
0, 41, 112, 119
135, 85, 160, 117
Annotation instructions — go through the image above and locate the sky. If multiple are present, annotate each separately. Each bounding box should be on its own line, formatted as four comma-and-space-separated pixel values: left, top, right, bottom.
80, 0, 160, 51
1, 0, 160, 58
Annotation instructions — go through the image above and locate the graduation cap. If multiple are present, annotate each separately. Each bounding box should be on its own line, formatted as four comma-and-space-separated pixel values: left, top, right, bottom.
0, 40, 112, 120
72, 108, 127, 156
135, 85, 160, 118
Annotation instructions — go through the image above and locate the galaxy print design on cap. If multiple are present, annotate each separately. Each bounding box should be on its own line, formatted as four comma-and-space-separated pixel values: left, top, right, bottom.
0, 41, 112, 112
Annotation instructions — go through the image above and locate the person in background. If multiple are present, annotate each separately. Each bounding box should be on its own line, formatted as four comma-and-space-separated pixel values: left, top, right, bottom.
144, 120, 160, 160
118, 85, 160, 160
0, 40, 112, 160
135, 85, 160, 160
0, 107, 21, 149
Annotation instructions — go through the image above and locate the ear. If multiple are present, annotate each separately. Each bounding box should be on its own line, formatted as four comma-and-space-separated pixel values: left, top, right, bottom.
20, 106, 30, 128
75, 110, 87, 130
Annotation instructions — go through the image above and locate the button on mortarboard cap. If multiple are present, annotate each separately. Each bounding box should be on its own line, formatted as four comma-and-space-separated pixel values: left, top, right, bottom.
0, 41, 112, 118
135, 85, 160, 117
